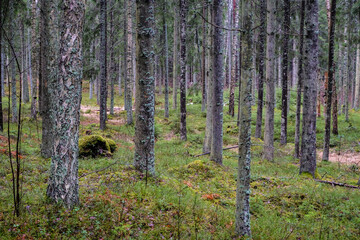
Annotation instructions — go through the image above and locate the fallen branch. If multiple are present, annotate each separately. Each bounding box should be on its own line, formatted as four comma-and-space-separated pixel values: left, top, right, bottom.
193, 146, 238, 157
314, 179, 360, 189
79, 161, 120, 178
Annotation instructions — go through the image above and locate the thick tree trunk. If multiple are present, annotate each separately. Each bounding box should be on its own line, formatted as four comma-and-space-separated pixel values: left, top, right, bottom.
255, 0, 266, 138
235, 0, 252, 236
179, 0, 187, 141
39, 0, 54, 158
46, 0, 85, 208
99, 0, 107, 130
300, 0, 319, 177
322, 0, 337, 161
134, 0, 155, 175
210, 0, 224, 165
125, 0, 134, 125
280, 0, 290, 145
294, 0, 305, 159
0, 6, 3, 131
264, 0, 276, 161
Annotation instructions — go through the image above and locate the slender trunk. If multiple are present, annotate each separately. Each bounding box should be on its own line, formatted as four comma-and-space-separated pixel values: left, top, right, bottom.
201, 1, 207, 112
344, 1, 350, 121
99, 0, 107, 130
280, 0, 290, 145
0, 8, 3, 131
255, 0, 266, 138
210, 0, 224, 164
164, 5, 169, 118
134, 0, 155, 175
46, 0, 85, 208
354, 44, 360, 109
172, 5, 178, 110
294, 0, 305, 159
228, 0, 238, 118
11, 35, 17, 123
109, 4, 115, 116
264, 0, 276, 161
21, 22, 29, 103
322, 0, 337, 161
118, 55, 122, 96
300, 0, 319, 177
235, 0, 252, 236
125, 0, 133, 124
179, 0, 187, 141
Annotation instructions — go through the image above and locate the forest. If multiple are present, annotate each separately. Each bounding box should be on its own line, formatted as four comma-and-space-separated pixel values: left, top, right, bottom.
0, 0, 360, 239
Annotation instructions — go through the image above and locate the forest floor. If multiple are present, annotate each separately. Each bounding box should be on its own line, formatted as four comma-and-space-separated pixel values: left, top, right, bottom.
1, 83, 360, 239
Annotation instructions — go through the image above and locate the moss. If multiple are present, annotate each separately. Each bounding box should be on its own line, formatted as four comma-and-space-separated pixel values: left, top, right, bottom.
300, 170, 321, 179
79, 135, 111, 158
106, 138, 117, 153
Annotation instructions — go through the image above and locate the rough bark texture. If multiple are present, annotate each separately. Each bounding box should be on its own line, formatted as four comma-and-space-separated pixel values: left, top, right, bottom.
235, 0, 252, 237
300, 0, 319, 177
179, 0, 187, 141
210, 0, 224, 165
10, 2, 17, 124
264, 0, 276, 161
125, 0, 134, 125
344, 0, 350, 121
280, 0, 290, 145
228, 0, 239, 118
295, 0, 305, 159
21, 22, 30, 103
46, 0, 85, 208
109, 2, 115, 116
30, 0, 38, 120
134, 0, 155, 175
322, 0, 337, 161
39, 0, 53, 158
255, 0, 266, 139
163, 5, 169, 118
99, 0, 107, 130
0, 3, 3, 132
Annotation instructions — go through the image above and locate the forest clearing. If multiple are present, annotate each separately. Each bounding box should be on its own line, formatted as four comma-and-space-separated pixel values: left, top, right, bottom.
1, 0, 360, 239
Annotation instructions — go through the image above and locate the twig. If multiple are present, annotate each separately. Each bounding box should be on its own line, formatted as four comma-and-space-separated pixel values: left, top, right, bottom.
79, 160, 120, 178
314, 179, 360, 189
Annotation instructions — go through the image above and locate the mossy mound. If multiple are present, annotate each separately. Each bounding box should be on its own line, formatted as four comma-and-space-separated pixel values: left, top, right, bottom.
79, 135, 116, 158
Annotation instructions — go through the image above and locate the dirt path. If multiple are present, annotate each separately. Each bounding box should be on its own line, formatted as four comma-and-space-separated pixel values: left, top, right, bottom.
318, 151, 360, 165
80, 105, 126, 125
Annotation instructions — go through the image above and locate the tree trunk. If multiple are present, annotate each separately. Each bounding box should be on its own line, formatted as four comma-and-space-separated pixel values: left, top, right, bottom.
99, 0, 107, 130
294, 0, 305, 159
134, 0, 155, 175
255, 0, 266, 138
0, 5, 3, 131
300, 0, 319, 177
264, 0, 276, 161
322, 0, 337, 161
201, 1, 207, 112
21, 22, 30, 103
163, 5, 169, 118
125, 0, 133, 125
210, 0, 224, 164
235, 0, 252, 236
179, 0, 187, 141
46, 0, 85, 208
109, 3, 115, 116
172, 4, 178, 110
228, 0, 239, 118
10, 2, 17, 124
280, 0, 290, 145
354, 44, 360, 109
344, 1, 350, 121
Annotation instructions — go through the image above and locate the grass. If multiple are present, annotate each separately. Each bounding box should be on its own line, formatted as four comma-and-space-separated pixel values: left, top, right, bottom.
0, 81, 359, 239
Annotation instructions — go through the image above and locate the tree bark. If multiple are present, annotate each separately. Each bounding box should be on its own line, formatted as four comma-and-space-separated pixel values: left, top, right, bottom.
179, 0, 187, 141
109, 2, 115, 116
125, 0, 134, 125
172, 4, 178, 110
295, 0, 305, 159
255, 0, 266, 138
280, 0, 290, 145
354, 44, 360, 109
163, 4, 169, 118
322, 0, 337, 161
134, 0, 155, 175
46, 0, 85, 208
235, 0, 252, 236
99, 0, 107, 130
264, 0, 276, 161
201, 1, 207, 112
300, 0, 319, 177
210, 0, 224, 164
